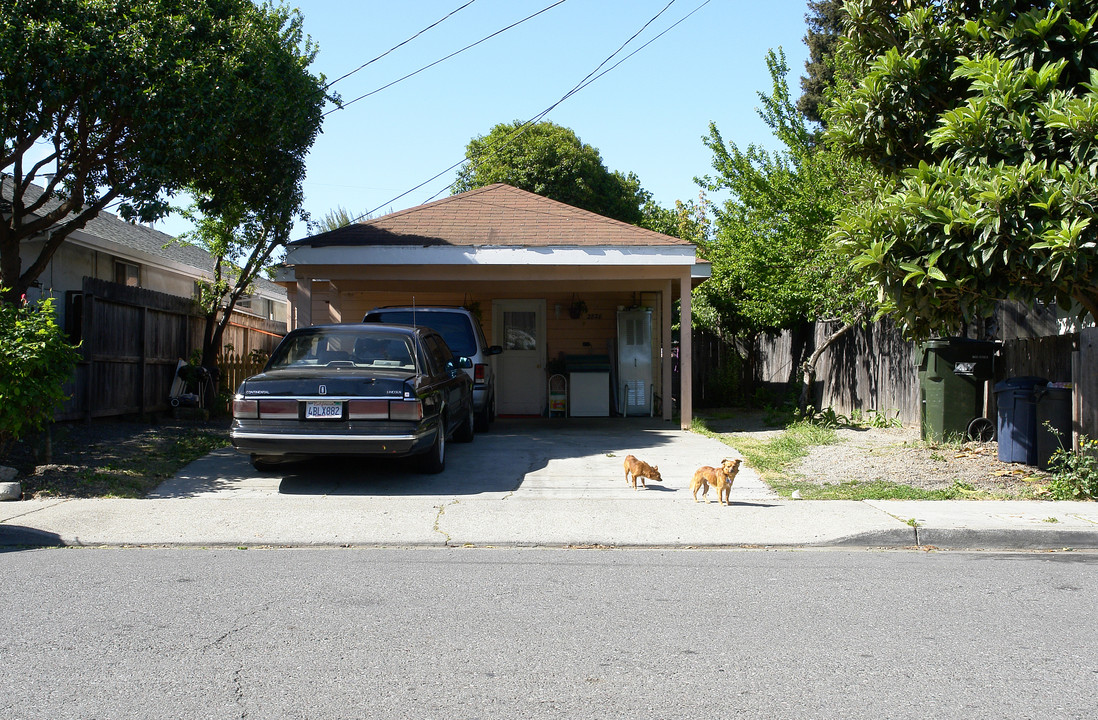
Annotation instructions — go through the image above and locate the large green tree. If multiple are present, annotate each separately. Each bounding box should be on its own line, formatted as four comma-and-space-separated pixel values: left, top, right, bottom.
828, 0, 1098, 338
0, 0, 330, 305
698, 49, 877, 408
798, 0, 845, 125
452, 120, 646, 224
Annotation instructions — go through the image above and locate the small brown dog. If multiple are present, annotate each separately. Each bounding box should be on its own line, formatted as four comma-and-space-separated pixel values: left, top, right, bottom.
691, 458, 743, 505
623, 454, 663, 490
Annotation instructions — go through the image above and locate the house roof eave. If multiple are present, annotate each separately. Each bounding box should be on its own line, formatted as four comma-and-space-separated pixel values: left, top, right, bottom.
283, 243, 697, 268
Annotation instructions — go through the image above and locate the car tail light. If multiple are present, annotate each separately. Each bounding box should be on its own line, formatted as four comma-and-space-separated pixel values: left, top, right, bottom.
233, 398, 258, 419
389, 399, 423, 421
347, 399, 389, 420
258, 399, 298, 419
474, 363, 487, 383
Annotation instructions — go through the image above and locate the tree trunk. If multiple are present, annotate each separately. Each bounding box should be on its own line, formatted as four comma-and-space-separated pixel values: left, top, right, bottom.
738, 332, 758, 404
787, 320, 813, 387
797, 320, 859, 414
200, 310, 229, 413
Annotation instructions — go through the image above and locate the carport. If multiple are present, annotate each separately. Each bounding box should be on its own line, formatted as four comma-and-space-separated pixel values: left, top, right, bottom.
275, 184, 710, 428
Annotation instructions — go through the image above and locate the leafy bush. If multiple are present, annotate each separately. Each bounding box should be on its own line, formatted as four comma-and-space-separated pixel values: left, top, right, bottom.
1046, 435, 1098, 501
797, 405, 850, 428
850, 409, 903, 429
0, 295, 81, 453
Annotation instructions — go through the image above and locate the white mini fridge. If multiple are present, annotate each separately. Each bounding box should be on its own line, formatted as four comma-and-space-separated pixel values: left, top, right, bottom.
617, 309, 653, 416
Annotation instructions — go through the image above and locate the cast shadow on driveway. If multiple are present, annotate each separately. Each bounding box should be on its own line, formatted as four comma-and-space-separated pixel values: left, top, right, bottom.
276, 420, 682, 496
157, 418, 689, 498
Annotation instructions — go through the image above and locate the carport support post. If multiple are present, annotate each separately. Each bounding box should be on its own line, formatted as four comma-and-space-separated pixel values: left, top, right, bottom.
679, 271, 692, 430
292, 278, 312, 329
663, 281, 673, 424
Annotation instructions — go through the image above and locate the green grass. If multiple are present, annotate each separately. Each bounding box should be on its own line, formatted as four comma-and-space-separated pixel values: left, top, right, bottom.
25, 427, 228, 499
692, 416, 838, 476
767, 478, 991, 501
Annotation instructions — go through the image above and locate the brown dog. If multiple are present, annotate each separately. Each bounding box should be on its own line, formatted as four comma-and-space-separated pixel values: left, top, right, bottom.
691, 458, 743, 505
623, 454, 663, 490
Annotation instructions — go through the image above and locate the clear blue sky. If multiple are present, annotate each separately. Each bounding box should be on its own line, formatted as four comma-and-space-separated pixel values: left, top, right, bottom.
158, 0, 814, 240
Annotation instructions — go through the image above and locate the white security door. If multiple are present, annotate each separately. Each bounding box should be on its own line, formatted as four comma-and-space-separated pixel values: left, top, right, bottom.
492, 299, 546, 415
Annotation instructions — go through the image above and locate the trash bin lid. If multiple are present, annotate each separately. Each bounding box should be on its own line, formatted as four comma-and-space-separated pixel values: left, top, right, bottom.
994, 376, 1049, 393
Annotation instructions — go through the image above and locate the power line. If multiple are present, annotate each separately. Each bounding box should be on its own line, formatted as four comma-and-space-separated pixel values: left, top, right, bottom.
420, 0, 681, 204
324, 0, 569, 118
323, 0, 480, 91
354, 0, 711, 221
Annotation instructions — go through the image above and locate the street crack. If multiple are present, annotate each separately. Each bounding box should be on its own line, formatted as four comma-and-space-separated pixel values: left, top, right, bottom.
433, 500, 459, 546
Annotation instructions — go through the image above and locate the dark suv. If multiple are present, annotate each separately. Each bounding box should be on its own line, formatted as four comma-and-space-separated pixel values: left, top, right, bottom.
363, 306, 502, 431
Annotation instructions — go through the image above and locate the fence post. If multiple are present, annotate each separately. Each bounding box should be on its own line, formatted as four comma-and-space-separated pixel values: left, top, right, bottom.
1079, 327, 1097, 443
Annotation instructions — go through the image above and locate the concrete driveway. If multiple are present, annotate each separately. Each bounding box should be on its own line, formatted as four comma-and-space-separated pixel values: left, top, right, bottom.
151, 417, 778, 502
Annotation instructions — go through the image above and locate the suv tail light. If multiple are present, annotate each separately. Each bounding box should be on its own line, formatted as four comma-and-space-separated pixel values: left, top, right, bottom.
474, 363, 487, 383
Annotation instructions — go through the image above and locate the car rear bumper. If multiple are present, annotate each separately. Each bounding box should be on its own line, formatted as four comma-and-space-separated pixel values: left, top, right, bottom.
230, 420, 438, 459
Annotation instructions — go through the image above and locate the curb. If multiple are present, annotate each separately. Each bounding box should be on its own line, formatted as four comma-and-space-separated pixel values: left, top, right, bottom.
915, 527, 1098, 551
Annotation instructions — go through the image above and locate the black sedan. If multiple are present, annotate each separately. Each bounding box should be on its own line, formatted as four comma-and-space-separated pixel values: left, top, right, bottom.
230, 323, 475, 473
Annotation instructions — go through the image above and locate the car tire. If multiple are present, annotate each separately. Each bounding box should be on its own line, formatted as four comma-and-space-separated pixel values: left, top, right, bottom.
455, 401, 475, 443
476, 394, 494, 432
420, 419, 446, 474
250, 454, 280, 472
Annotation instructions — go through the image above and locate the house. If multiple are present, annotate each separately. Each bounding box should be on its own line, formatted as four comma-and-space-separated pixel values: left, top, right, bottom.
4, 180, 288, 331
3, 180, 289, 418
275, 183, 710, 428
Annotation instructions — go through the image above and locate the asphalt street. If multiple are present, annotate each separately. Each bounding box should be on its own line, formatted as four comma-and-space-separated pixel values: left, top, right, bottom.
3, 547, 1097, 720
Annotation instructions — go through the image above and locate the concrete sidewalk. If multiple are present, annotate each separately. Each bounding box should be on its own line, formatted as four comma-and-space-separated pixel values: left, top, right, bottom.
2, 419, 1097, 550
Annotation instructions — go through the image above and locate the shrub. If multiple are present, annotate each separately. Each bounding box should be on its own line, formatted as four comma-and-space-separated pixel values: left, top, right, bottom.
1046, 435, 1098, 501
0, 295, 81, 453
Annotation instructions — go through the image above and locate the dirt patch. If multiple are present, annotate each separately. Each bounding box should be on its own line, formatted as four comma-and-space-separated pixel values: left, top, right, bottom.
793, 426, 1048, 496
1, 417, 231, 499
700, 409, 1051, 499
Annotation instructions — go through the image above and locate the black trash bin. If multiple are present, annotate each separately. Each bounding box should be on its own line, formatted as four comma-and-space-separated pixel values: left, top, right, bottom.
1035, 384, 1073, 470
994, 377, 1048, 465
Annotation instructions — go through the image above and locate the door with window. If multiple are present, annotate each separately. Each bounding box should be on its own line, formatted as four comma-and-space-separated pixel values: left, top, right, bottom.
492, 299, 546, 415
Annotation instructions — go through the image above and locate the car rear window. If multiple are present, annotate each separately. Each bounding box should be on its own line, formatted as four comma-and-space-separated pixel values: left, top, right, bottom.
268, 329, 416, 371
366, 311, 476, 356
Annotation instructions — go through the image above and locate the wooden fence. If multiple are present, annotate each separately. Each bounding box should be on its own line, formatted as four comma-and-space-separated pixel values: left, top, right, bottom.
217, 352, 269, 399
58, 278, 285, 420
699, 318, 1096, 440
745, 319, 921, 423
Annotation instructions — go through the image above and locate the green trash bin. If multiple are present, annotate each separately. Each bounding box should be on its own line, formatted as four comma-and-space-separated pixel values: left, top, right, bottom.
918, 338, 999, 442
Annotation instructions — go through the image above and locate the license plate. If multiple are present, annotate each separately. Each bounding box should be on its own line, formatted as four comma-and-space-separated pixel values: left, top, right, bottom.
305, 401, 342, 419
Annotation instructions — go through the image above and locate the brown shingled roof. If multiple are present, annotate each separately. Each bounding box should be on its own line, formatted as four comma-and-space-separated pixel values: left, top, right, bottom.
295, 184, 693, 248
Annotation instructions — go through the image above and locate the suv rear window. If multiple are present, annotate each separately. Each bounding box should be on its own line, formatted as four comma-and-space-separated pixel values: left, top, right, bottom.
366, 311, 476, 357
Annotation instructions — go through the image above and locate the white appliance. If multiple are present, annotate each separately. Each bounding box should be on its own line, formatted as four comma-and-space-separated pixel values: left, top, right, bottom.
569, 370, 610, 417
617, 309, 653, 416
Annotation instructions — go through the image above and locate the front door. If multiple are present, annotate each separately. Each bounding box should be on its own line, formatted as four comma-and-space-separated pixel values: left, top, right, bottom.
492, 299, 546, 415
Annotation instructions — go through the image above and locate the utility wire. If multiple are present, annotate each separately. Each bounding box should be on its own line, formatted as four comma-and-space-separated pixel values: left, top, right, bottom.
420, 0, 680, 204
323, 0, 480, 90
355, 0, 711, 220
324, 0, 568, 118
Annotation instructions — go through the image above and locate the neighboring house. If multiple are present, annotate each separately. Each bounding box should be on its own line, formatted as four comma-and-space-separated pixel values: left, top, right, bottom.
3, 180, 288, 419
4, 180, 287, 330
276, 183, 710, 428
